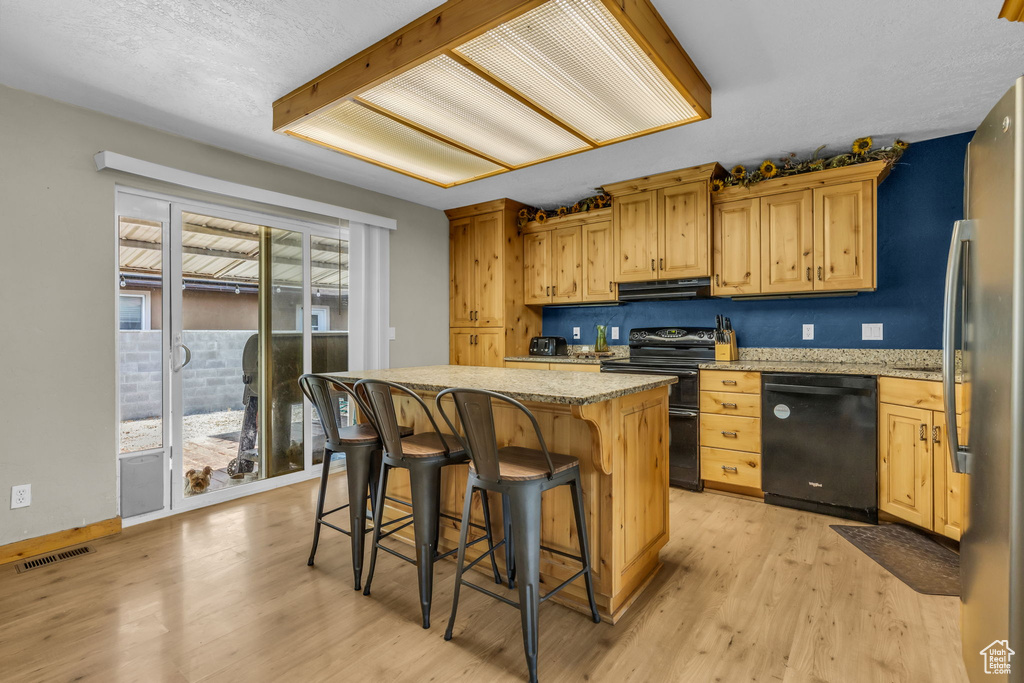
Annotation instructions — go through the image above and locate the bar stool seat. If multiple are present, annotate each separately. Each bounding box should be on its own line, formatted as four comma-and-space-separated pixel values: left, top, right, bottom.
337, 422, 414, 443
474, 447, 579, 481
400, 432, 465, 457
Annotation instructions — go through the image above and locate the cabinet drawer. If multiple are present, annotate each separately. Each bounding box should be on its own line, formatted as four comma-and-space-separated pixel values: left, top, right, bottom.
700, 370, 761, 394
700, 414, 761, 452
701, 447, 761, 489
505, 361, 549, 370
700, 391, 760, 417
550, 363, 601, 373
879, 377, 963, 413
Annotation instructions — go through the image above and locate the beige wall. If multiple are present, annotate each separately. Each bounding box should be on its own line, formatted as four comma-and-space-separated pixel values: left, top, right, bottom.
0, 84, 450, 545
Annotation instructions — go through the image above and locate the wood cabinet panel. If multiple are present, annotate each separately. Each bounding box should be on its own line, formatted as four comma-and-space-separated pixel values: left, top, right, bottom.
449, 328, 475, 366
659, 181, 709, 278
614, 191, 658, 282
700, 390, 761, 417
449, 218, 475, 327
878, 377, 963, 414
932, 411, 964, 540
551, 226, 582, 303
582, 220, 616, 302
700, 414, 761, 452
474, 329, 504, 368
473, 210, 504, 325
700, 370, 762, 394
712, 198, 760, 295
879, 403, 933, 528
621, 392, 669, 567
700, 447, 761, 489
760, 190, 814, 294
552, 364, 601, 373
523, 231, 551, 305
813, 181, 874, 291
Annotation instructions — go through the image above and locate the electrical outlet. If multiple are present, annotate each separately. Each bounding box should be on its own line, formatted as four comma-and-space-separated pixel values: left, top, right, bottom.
572, 326, 581, 340
611, 326, 619, 340
11, 484, 30, 509
802, 324, 814, 340
862, 323, 884, 341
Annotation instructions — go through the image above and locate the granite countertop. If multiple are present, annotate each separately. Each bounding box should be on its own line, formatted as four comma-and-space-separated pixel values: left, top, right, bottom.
325, 365, 677, 406
699, 359, 948, 382
504, 355, 604, 365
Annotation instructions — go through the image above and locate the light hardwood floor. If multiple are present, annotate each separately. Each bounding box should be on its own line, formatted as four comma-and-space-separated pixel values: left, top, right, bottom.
0, 477, 967, 682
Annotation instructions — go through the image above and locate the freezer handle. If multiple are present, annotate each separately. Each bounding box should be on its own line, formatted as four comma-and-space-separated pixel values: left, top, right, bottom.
763, 383, 873, 397
942, 219, 972, 474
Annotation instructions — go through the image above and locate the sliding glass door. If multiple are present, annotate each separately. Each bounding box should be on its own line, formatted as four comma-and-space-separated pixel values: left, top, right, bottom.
117, 190, 349, 517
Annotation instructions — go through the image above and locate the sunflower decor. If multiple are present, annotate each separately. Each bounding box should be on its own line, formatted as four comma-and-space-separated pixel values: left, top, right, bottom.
711, 179, 725, 193
852, 137, 873, 155
516, 192, 613, 228
759, 160, 778, 179
730, 165, 746, 179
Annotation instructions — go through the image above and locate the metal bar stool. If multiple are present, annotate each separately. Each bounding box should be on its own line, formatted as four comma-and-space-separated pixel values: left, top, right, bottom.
298, 374, 413, 590
436, 388, 600, 683
358, 379, 501, 629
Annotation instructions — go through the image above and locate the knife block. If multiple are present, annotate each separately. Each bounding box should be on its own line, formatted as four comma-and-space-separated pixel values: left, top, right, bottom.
715, 333, 739, 361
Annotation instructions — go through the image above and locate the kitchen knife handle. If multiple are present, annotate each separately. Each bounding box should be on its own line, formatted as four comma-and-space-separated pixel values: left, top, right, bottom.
721, 431, 738, 438
721, 466, 738, 473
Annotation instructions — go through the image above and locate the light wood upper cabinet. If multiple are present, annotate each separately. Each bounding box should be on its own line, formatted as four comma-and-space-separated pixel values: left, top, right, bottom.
473, 210, 504, 325
659, 181, 710, 278
449, 218, 475, 327
879, 402, 934, 529
613, 191, 659, 282
523, 231, 551, 305
551, 226, 582, 303
760, 190, 814, 294
814, 181, 875, 291
582, 220, 616, 302
713, 198, 761, 296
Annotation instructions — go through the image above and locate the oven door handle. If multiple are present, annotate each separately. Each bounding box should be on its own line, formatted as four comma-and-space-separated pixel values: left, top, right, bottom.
668, 409, 698, 419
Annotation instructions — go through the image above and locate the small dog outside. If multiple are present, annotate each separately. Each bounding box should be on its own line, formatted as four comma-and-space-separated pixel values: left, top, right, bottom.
184, 466, 213, 496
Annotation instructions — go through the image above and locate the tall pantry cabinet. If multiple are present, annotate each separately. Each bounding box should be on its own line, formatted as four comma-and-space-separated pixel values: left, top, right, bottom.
445, 199, 541, 367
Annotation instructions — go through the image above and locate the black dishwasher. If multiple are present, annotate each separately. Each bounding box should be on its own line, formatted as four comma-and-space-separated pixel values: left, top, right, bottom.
761, 373, 878, 523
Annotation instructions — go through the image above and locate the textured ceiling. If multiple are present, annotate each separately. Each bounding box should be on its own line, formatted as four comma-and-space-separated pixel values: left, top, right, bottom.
1, 0, 1022, 212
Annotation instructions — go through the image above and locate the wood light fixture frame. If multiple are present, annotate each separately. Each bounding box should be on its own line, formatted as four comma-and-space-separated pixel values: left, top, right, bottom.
1000, 0, 1024, 21
272, 0, 711, 188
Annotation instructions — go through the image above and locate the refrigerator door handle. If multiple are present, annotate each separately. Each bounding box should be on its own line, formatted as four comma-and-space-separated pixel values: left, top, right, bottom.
943, 218, 973, 474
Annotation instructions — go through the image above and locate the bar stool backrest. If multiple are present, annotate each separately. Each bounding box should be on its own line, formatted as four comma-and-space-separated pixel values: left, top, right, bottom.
436, 388, 555, 484
298, 374, 377, 452
356, 379, 451, 459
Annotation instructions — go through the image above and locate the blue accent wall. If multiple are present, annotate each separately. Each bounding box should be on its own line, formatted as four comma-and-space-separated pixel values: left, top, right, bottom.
543, 132, 972, 349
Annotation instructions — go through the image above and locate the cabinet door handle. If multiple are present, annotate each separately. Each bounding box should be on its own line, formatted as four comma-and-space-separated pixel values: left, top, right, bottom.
932, 426, 941, 444
609, 280, 613, 292
721, 465, 739, 473
715, 274, 720, 287
920, 424, 927, 441
546, 286, 550, 296
651, 258, 656, 271
659, 258, 664, 270
806, 267, 811, 281
817, 266, 823, 281
721, 379, 737, 386
721, 402, 737, 409
721, 431, 738, 438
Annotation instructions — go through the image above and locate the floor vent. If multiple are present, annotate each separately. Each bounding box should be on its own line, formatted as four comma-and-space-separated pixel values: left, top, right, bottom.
15, 545, 95, 574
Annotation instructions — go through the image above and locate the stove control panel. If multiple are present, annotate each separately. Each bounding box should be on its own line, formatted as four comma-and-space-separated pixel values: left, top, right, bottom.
628, 326, 717, 347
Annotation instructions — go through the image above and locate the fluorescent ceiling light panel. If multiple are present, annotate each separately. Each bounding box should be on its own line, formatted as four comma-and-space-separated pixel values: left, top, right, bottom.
288, 100, 504, 186
360, 54, 590, 167
273, 0, 710, 187
454, 0, 697, 143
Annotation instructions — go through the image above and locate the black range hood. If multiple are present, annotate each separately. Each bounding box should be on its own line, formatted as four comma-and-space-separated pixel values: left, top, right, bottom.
617, 278, 712, 302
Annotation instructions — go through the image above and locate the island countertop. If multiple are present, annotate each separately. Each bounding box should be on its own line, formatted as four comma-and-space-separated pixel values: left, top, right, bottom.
325, 364, 676, 405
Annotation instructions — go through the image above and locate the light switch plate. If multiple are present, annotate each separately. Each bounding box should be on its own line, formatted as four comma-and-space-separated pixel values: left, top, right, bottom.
611, 326, 619, 340
862, 323, 883, 341
802, 324, 814, 340
572, 327, 581, 340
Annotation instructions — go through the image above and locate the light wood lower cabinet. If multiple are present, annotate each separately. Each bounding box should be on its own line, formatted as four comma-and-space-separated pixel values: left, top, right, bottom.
878, 378, 965, 540
503, 361, 601, 373
700, 447, 761, 488
699, 370, 762, 495
450, 328, 503, 368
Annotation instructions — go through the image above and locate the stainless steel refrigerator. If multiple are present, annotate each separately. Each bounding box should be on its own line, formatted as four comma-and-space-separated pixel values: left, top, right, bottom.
945, 75, 1024, 683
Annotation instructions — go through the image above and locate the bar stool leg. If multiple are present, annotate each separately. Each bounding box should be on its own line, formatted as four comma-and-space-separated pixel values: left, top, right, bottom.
307, 448, 335, 566
408, 460, 443, 629
362, 459, 391, 597
508, 485, 543, 683
444, 477, 476, 641
478, 489, 502, 584
569, 472, 601, 623
502, 493, 516, 588
344, 443, 375, 591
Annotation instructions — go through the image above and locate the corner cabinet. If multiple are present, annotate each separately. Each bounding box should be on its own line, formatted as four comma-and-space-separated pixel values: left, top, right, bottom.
446, 200, 542, 367
521, 209, 616, 306
603, 163, 723, 283
710, 161, 888, 297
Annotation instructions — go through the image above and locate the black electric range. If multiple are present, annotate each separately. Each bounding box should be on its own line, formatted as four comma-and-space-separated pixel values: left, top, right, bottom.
600, 327, 716, 491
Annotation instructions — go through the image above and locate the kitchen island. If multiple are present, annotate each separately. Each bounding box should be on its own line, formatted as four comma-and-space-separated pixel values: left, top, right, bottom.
326, 365, 676, 623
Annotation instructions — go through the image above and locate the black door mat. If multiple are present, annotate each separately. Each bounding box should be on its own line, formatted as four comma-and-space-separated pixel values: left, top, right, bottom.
830, 523, 960, 596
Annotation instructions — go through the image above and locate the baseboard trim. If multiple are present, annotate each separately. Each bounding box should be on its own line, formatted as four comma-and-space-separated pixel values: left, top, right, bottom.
0, 517, 122, 565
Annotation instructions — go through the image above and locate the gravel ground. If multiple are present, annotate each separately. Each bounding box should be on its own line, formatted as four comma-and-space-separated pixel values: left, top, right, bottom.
119, 409, 245, 454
